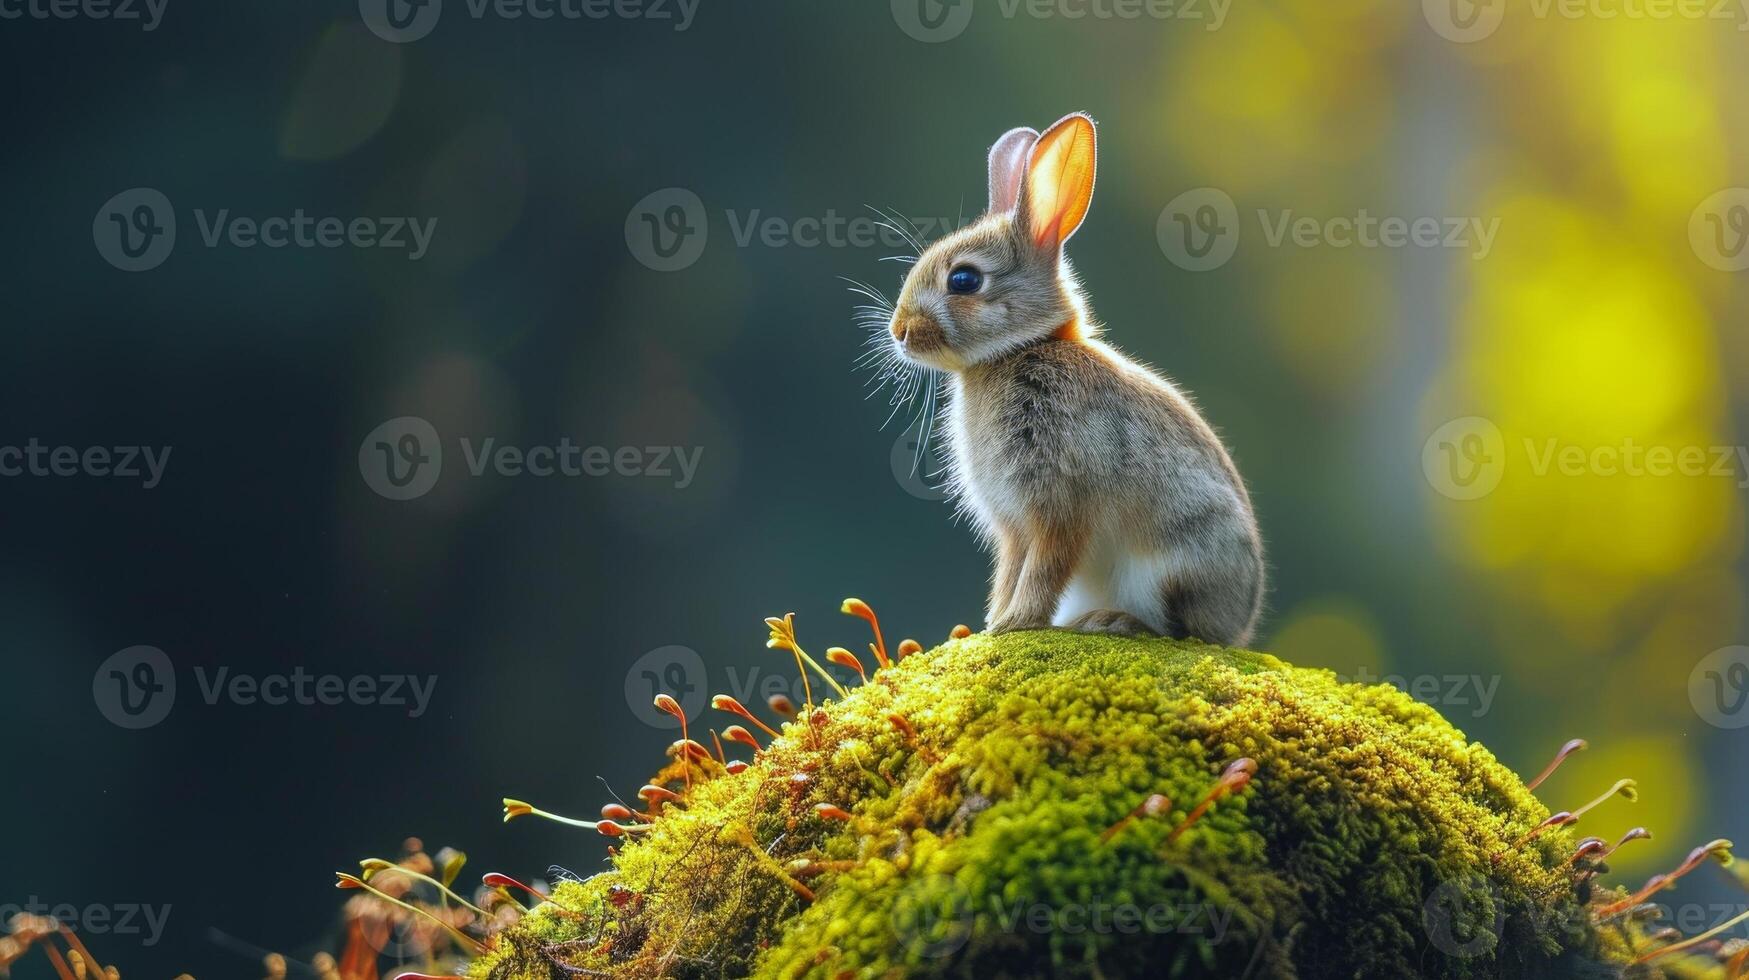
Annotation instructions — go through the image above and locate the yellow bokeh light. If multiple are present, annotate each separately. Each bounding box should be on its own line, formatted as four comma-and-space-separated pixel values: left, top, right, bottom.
1427, 191, 1735, 622
1265, 598, 1388, 679
1161, 11, 1391, 191
1262, 251, 1398, 399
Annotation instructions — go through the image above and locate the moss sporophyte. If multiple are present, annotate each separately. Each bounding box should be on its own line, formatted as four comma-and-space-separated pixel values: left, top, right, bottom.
21, 600, 1735, 980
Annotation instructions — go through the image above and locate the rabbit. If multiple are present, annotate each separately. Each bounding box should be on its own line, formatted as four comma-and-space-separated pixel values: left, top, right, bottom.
881, 112, 1264, 645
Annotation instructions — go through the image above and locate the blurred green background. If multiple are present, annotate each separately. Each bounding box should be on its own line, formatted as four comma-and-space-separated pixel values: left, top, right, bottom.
2, 0, 1747, 975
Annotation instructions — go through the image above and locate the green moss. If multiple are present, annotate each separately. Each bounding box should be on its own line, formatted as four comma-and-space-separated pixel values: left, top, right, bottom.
469, 630, 1675, 979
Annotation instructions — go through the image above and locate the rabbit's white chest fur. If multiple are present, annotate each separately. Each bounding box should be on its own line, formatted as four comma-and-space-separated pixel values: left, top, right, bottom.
945, 349, 1187, 625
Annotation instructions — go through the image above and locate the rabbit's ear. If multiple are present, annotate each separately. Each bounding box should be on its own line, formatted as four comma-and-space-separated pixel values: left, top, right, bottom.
987, 127, 1039, 215
1019, 113, 1097, 251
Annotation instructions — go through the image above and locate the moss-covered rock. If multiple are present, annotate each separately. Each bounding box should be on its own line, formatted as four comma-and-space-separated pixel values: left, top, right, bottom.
469, 630, 1670, 979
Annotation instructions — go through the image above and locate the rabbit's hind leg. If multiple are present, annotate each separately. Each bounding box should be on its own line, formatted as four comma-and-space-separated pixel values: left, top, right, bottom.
1161, 544, 1264, 648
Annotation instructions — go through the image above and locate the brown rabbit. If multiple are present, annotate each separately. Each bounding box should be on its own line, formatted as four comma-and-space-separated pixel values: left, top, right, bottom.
880, 112, 1264, 644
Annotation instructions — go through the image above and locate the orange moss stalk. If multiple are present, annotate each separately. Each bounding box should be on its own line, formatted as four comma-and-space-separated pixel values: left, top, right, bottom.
358, 858, 490, 918
1166, 758, 1257, 846
1524, 737, 1588, 792
765, 614, 849, 716
39, 942, 75, 980
1635, 906, 1749, 965
1568, 778, 1638, 821
712, 694, 780, 737
334, 873, 486, 954
723, 724, 763, 754
653, 693, 693, 792
503, 798, 652, 835
813, 803, 854, 822
638, 784, 681, 807
1595, 839, 1735, 921
840, 597, 889, 668
1726, 943, 1749, 979
826, 646, 867, 683
1102, 793, 1172, 844
1606, 827, 1654, 858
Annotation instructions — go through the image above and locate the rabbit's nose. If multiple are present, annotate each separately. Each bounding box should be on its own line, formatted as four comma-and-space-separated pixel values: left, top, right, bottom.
892, 312, 934, 343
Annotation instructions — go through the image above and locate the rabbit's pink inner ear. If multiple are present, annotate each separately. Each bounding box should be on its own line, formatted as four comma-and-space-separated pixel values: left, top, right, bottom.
987, 127, 1040, 215
1020, 113, 1097, 251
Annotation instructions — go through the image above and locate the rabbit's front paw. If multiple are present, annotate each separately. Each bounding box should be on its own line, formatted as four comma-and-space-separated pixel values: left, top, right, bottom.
986, 613, 1052, 635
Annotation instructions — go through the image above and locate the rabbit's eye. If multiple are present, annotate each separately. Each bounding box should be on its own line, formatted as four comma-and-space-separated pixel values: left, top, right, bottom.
947, 265, 983, 294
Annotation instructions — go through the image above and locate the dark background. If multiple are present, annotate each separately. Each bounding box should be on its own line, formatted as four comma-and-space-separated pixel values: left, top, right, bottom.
4, 1, 1747, 976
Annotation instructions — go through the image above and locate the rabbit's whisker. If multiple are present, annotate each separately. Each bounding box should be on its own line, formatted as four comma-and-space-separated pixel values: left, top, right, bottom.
864, 204, 931, 255
909, 375, 943, 477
